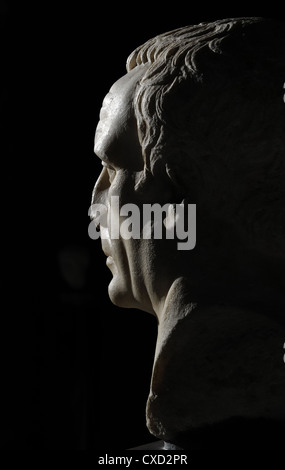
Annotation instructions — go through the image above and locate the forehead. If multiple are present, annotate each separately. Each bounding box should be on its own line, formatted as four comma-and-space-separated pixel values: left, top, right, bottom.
102, 67, 142, 115
94, 65, 148, 166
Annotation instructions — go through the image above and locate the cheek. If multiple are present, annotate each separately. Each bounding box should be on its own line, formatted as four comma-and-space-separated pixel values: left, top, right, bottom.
108, 170, 143, 205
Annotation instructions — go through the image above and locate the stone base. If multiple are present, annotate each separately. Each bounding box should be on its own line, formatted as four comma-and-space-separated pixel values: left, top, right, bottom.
129, 441, 183, 450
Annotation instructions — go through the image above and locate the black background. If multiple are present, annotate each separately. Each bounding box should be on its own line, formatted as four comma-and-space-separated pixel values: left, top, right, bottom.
1, 4, 285, 450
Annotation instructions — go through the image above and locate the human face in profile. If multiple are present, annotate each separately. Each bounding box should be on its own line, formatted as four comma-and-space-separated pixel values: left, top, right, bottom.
92, 65, 158, 313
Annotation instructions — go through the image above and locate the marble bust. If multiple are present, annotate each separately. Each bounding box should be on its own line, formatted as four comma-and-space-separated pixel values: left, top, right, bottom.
91, 18, 285, 448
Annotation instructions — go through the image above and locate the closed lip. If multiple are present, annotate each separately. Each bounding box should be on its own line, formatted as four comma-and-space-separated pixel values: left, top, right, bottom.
106, 256, 114, 266
102, 243, 112, 258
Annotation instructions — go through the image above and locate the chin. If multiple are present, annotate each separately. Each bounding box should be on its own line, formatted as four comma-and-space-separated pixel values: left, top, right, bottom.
108, 277, 137, 309
108, 276, 153, 313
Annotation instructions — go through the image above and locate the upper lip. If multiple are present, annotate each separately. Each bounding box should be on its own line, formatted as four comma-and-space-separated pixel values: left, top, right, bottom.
102, 243, 112, 258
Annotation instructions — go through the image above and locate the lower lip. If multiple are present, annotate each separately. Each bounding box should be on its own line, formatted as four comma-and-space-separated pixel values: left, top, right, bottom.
106, 256, 114, 266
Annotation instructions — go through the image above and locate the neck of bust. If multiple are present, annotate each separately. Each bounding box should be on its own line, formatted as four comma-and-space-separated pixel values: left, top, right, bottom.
146, 277, 285, 444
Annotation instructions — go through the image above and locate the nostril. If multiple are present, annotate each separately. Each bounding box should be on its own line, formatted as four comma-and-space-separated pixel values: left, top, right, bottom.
91, 168, 110, 205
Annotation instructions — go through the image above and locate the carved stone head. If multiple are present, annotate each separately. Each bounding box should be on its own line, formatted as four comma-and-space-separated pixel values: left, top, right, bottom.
92, 18, 285, 448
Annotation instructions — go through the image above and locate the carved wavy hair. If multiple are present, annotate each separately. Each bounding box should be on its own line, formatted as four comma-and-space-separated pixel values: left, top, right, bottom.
126, 18, 285, 254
